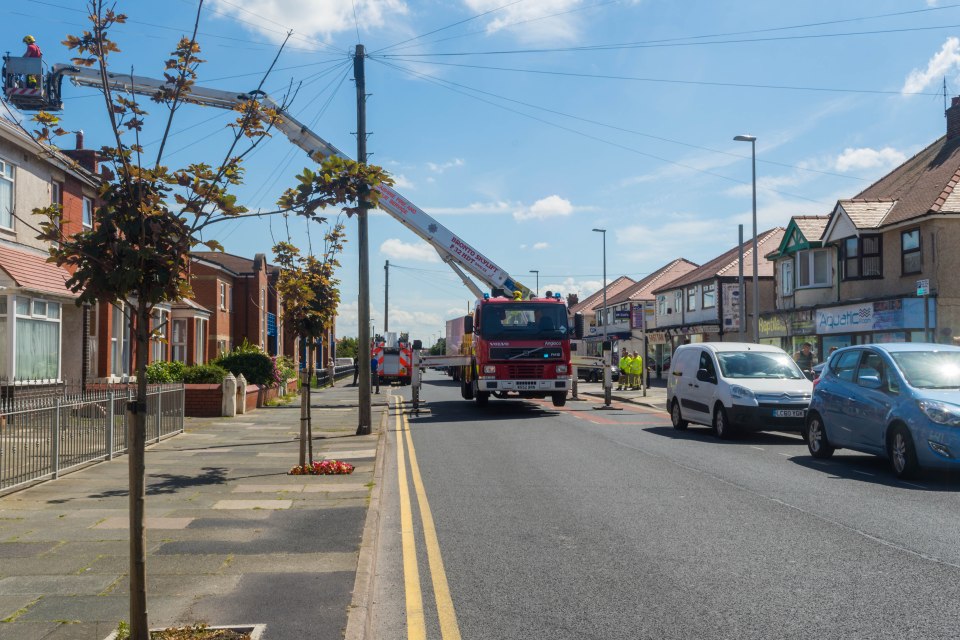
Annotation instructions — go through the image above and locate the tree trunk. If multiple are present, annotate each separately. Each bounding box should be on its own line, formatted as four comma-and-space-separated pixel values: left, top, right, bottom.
299, 361, 308, 467
307, 346, 313, 463
129, 302, 150, 639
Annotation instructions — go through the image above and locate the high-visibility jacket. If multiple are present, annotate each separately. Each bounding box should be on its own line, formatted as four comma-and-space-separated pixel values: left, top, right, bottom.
619, 355, 632, 373
629, 356, 643, 374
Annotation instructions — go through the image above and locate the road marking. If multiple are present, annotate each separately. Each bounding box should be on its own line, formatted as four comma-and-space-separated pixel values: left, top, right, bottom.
777, 453, 793, 458
401, 401, 463, 640
395, 397, 426, 639
852, 470, 875, 477
901, 481, 926, 489
750, 446, 765, 451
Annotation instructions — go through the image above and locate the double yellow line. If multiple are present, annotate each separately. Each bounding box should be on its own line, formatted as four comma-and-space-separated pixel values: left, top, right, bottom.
394, 396, 462, 640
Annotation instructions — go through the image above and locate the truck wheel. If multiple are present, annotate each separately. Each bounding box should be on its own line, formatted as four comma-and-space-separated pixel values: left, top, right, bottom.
475, 391, 490, 406
461, 379, 474, 400
551, 392, 567, 407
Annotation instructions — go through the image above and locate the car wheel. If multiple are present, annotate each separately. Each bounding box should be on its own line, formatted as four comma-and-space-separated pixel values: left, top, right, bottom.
805, 413, 834, 459
670, 400, 688, 430
475, 391, 490, 406
712, 405, 733, 439
888, 425, 919, 479
551, 392, 567, 407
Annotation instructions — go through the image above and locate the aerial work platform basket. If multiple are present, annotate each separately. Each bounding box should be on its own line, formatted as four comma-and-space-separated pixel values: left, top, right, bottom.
2, 56, 63, 111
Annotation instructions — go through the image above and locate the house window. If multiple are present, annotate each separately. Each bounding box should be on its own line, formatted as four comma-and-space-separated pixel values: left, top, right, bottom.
781, 260, 794, 296
0, 159, 14, 229
901, 229, 921, 275
701, 283, 716, 309
217, 339, 226, 355
14, 295, 62, 380
151, 308, 169, 362
171, 319, 187, 363
111, 304, 130, 376
797, 249, 830, 287
82, 196, 94, 228
195, 318, 207, 364
843, 235, 882, 280
657, 295, 666, 316
219, 282, 226, 310
686, 286, 697, 312
673, 291, 682, 315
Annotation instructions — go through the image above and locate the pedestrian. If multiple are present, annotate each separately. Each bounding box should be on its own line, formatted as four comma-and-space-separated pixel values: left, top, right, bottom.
371, 354, 380, 394
617, 348, 629, 390
352, 360, 359, 386
794, 342, 815, 373
630, 350, 643, 390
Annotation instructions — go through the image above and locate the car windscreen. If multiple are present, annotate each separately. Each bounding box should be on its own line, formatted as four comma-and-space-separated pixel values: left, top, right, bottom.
479, 303, 568, 340
890, 351, 960, 389
716, 351, 806, 380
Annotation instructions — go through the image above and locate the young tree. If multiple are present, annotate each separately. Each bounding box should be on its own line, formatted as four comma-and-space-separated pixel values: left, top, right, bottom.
31, 3, 390, 637
273, 223, 346, 467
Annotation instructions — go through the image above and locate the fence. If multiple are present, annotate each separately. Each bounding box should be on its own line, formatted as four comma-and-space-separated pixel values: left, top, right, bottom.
0, 382, 184, 495
314, 364, 356, 387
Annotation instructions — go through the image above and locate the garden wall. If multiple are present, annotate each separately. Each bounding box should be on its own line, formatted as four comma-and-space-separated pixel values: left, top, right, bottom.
186, 380, 297, 417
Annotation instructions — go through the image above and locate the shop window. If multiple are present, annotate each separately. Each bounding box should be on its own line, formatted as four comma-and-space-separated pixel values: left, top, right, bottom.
686, 286, 697, 312
781, 261, 794, 296
171, 319, 187, 362
901, 229, 921, 275
0, 159, 14, 229
797, 249, 830, 287
15, 295, 61, 380
842, 235, 882, 280
702, 283, 716, 309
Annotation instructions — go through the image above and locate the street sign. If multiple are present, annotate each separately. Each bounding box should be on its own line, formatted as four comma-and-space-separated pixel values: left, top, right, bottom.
916, 279, 930, 296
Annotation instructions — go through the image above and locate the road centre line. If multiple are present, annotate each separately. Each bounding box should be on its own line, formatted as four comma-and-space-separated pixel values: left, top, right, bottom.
400, 401, 463, 640
395, 397, 426, 639
852, 470, 875, 477
750, 446, 765, 451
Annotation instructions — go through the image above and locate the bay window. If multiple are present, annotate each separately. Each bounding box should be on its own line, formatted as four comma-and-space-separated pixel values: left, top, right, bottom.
111, 304, 131, 376
14, 296, 61, 380
151, 308, 169, 362
195, 318, 207, 364
781, 261, 794, 296
797, 249, 830, 287
171, 319, 187, 362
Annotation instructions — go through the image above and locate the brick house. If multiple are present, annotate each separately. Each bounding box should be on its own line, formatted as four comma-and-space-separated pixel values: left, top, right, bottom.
0, 119, 100, 383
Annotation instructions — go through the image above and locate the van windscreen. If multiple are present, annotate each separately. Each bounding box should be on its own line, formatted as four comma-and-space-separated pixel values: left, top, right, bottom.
716, 352, 805, 380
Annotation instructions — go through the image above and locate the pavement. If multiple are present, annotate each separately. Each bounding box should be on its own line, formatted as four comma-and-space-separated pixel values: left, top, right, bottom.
576, 376, 669, 411
0, 379, 392, 640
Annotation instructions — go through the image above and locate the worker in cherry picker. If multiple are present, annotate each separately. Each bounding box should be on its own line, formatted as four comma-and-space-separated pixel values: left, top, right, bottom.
22, 35, 42, 88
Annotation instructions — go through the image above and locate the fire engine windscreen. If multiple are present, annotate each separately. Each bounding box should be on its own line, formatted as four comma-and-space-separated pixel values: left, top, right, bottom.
479, 304, 568, 340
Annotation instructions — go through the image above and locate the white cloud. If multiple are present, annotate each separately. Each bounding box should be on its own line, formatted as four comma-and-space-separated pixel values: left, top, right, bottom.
207, 0, 408, 42
463, 0, 584, 43
425, 201, 513, 216
380, 238, 440, 262
903, 37, 960, 94
834, 147, 908, 173
426, 158, 464, 174
392, 174, 414, 189
513, 195, 574, 221
533, 242, 549, 250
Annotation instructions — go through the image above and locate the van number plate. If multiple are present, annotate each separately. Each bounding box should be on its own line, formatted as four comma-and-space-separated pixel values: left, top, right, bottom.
774, 409, 805, 418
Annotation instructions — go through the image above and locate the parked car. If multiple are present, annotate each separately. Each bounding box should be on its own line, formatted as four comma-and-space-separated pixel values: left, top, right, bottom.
805, 343, 960, 478
667, 342, 813, 438
573, 355, 619, 382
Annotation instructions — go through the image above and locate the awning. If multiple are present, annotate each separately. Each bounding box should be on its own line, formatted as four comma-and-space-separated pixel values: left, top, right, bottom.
0, 243, 79, 298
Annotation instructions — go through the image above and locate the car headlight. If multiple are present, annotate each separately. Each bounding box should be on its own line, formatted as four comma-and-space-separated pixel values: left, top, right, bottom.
555, 364, 568, 374
918, 399, 960, 426
729, 385, 755, 400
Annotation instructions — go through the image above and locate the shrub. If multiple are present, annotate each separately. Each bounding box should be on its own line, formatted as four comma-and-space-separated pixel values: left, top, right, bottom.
145, 360, 186, 383
276, 356, 296, 386
214, 348, 275, 386
181, 363, 228, 384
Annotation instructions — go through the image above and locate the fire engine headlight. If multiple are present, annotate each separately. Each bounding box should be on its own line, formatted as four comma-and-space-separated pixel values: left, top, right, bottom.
556, 364, 568, 374
483, 365, 496, 374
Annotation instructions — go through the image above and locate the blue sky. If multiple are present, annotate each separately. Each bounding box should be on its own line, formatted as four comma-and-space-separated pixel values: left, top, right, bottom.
6, 0, 960, 343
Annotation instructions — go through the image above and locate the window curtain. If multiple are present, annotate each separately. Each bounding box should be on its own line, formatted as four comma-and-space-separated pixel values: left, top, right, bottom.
16, 317, 59, 379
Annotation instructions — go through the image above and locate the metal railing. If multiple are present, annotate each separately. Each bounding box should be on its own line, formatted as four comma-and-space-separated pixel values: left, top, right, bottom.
0, 382, 184, 495
314, 364, 356, 387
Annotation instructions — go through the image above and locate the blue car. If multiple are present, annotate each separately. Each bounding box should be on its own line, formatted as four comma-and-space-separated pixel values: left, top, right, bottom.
805, 343, 960, 478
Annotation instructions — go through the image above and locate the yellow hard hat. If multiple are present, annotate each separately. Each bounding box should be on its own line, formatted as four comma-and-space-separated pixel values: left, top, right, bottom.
23, 35, 35, 44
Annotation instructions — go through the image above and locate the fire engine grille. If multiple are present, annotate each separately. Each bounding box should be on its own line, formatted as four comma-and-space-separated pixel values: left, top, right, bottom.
490, 347, 562, 360
507, 364, 544, 379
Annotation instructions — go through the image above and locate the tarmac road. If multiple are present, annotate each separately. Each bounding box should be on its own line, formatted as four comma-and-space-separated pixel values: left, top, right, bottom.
371, 370, 960, 639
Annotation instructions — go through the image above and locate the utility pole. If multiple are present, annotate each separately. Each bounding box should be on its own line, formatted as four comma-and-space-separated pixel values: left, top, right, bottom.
355, 44, 372, 435
384, 260, 389, 333
738, 224, 745, 341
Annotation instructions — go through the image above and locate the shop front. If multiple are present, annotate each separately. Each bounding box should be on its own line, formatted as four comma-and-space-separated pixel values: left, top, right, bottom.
759, 309, 816, 356
815, 297, 937, 355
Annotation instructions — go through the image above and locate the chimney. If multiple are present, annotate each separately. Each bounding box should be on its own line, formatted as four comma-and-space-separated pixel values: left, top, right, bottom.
947, 97, 960, 140
75, 129, 84, 150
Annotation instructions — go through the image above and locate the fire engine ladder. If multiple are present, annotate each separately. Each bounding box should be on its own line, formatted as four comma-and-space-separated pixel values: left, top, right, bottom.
36, 64, 532, 300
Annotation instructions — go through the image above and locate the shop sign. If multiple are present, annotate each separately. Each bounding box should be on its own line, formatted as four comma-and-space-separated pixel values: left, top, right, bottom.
721, 283, 740, 332
645, 331, 668, 343
816, 298, 935, 334
759, 314, 788, 338
670, 324, 720, 336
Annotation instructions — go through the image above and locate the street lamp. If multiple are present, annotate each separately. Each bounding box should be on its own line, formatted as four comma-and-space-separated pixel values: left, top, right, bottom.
529, 269, 540, 297
592, 229, 607, 339
734, 134, 759, 343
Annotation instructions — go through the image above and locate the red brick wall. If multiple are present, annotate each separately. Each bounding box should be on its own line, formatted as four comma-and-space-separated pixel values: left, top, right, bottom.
184, 383, 223, 417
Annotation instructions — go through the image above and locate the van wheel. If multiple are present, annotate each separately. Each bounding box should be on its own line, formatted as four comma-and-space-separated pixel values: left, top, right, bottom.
713, 405, 734, 439
670, 400, 688, 430
888, 425, 919, 479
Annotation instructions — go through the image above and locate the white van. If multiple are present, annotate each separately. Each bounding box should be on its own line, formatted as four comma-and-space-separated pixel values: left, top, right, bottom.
666, 342, 812, 438
334, 357, 354, 368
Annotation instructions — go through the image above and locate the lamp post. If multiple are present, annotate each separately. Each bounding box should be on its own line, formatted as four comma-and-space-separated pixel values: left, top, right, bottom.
734, 134, 759, 343
592, 229, 607, 339
529, 269, 540, 298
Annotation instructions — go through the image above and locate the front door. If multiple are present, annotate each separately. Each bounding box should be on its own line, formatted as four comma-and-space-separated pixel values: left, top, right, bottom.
849, 351, 894, 453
